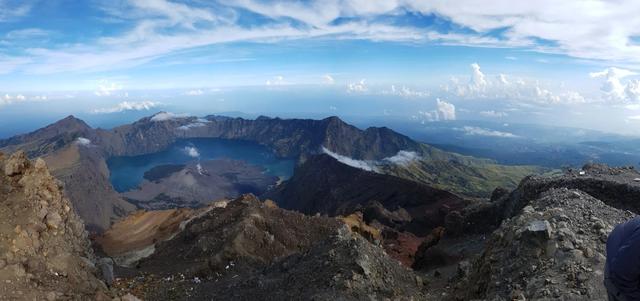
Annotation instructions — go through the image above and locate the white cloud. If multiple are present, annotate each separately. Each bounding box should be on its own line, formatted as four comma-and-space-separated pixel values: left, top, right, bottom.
413, 110, 437, 123
0, 93, 28, 106
323, 74, 335, 85
590, 67, 640, 102
347, 79, 367, 93
382, 85, 430, 98
76, 137, 92, 146
382, 151, 421, 166
412, 99, 456, 123
196, 163, 206, 175
92, 100, 160, 114
626, 115, 640, 121
0, 2, 32, 22
480, 110, 508, 118
266, 75, 288, 86
497, 74, 509, 85
329, 105, 337, 111
94, 80, 123, 96
321, 146, 377, 172
447, 63, 585, 104
626, 80, 640, 102
6, 28, 51, 40
436, 98, 456, 121
456, 126, 519, 138
150, 112, 188, 122
185, 89, 204, 96
322, 147, 423, 171
184, 146, 200, 158
177, 118, 210, 130
31, 95, 47, 101
470, 63, 487, 90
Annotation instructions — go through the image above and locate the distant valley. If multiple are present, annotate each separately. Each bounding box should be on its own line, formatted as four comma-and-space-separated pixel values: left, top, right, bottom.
353, 118, 640, 168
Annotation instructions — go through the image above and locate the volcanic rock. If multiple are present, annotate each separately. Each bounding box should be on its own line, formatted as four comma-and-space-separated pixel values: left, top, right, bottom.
189, 226, 427, 300
0, 151, 110, 299
454, 188, 633, 300
137, 194, 342, 276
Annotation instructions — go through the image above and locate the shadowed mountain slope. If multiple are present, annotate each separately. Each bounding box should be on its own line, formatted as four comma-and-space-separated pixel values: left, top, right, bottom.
265, 154, 469, 236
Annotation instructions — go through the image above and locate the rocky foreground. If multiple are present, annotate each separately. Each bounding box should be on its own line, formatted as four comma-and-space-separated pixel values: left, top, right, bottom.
454, 188, 633, 300
0, 151, 111, 300
111, 195, 426, 300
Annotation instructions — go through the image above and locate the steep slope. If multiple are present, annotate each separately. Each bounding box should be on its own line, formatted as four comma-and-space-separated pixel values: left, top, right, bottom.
43, 144, 136, 232
0, 151, 110, 299
0, 115, 93, 157
381, 157, 544, 197
454, 188, 631, 300
265, 154, 469, 236
95, 206, 213, 266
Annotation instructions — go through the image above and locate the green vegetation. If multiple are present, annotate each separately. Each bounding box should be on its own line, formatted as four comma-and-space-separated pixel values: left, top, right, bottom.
381, 146, 549, 198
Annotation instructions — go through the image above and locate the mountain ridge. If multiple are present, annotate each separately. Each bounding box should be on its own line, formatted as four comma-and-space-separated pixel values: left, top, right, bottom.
0, 113, 541, 231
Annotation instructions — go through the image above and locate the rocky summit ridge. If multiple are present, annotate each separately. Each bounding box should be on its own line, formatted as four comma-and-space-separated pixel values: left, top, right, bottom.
112, 194, 427, 300
454, 188, 632, 300
0, 151, 111, 300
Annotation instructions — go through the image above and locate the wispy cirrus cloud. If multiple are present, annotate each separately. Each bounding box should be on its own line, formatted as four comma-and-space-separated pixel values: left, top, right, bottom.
0, 0, 33, 22
185, 89, 204, 96
3, 0, 640, 76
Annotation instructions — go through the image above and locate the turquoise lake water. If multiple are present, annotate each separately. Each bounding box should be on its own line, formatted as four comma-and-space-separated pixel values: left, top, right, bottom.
107, 138, 296, 192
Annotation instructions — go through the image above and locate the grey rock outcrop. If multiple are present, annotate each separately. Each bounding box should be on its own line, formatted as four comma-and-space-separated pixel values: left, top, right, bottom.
458, 163, 640, 236
454, 188, 633, 300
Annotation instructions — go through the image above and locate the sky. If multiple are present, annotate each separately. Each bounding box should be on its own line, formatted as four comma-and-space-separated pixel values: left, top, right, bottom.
1, 0, 640, 136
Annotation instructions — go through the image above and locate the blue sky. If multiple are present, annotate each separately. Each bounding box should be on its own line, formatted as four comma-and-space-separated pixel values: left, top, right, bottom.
2, 0, 640, 136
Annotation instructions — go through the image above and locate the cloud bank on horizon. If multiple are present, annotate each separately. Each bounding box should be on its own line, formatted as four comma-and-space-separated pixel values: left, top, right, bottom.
1, 0, 640, 134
